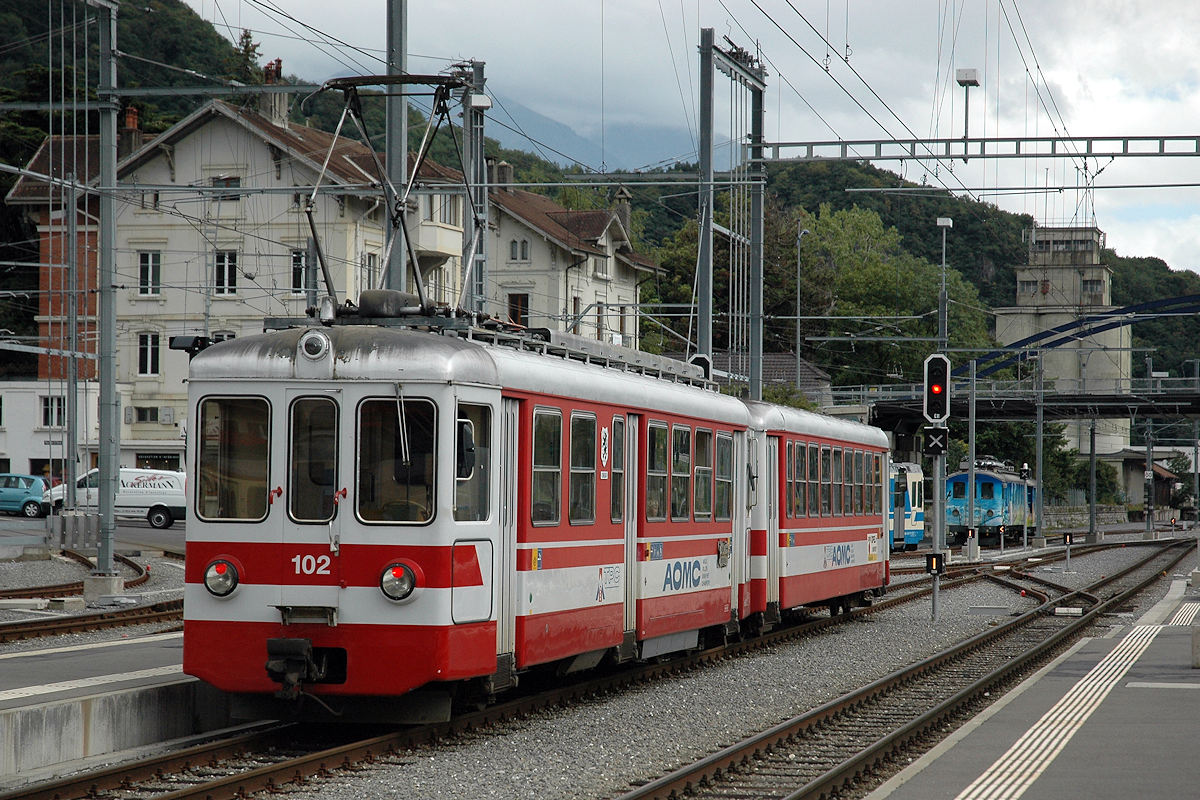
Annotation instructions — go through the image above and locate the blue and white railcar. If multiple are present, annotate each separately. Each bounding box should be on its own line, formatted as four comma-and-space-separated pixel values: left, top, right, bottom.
945, 457, 1034, 544
888, 462, 924, 551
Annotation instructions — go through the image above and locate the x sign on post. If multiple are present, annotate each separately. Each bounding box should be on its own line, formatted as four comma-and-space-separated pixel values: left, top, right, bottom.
924, 427, 948, 456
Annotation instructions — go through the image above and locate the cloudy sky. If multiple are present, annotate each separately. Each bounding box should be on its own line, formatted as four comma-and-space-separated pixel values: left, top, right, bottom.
183, 0, 1200, 272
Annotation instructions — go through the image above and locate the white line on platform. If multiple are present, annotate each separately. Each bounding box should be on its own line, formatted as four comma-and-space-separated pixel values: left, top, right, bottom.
0, 631, 181, 660
0, 664, 183, 701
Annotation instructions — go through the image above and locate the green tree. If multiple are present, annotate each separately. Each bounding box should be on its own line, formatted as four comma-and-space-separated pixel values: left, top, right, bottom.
227, 30, 263, 85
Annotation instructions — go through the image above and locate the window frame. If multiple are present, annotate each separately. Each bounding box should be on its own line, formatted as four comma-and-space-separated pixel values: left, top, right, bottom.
670, 424, 692, 522
137, 332, 160, 376
610, 415, 626, 524
354, 396, 438, 525
568, 412, 597, 524
288, 396, 340, 524
531, 407, 563, 525
214, 250, 238, 295
195, 395, 271, 522
646, 422, 669, 522
137, 250, 161, 296
693, 427, 713, 521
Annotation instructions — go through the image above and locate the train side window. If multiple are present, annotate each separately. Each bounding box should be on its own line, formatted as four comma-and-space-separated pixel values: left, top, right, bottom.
569, 413, 596, 524
671, 425, 691, 521
289, 396, 338, 523
878, 455, 888, 513
610, 416, 625, 523
808, 444, 819, 516
455, 404, 490, 522
694, 428, 712, 521
715, 433, 733, 521
980, 482, 995, 500
356, 398, 436, 523
197, 396, 270, 521
952, 481, 966, 499
819, 446, 830, 515
784, 441, 794, 519
532, 409, 562, 524
831, 448, 843, 516
646, 423, 668, 521
854, 451, 864, 515
797, 443, 808, 517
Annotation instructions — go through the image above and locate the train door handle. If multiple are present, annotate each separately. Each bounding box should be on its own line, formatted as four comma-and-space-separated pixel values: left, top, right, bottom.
332, 488, 348, 505
268, 486, 283, 505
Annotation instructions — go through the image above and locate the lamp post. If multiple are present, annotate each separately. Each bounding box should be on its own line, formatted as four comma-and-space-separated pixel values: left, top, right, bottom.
796, 225, 811, 392
956, 68, 980, 162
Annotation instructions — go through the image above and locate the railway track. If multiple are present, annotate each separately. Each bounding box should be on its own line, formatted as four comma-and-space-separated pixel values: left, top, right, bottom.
1, 541, 1175, 800
617, 538, 1194, 800
0, 550, 183, 642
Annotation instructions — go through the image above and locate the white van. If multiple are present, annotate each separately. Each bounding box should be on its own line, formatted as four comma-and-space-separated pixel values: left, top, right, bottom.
42, 468, 187, 529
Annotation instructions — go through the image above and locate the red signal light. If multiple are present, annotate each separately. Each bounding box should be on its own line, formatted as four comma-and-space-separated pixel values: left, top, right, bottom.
931, 384, 943, 394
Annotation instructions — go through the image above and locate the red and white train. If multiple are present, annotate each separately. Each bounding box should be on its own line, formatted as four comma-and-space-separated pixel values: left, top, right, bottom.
180, 293, 891, 721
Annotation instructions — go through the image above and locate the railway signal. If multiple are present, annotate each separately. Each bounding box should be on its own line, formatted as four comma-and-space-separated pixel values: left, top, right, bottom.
923, 354, 951, 423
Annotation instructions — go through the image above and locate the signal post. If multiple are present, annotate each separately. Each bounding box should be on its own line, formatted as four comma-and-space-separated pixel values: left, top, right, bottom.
923, 354, 951, 622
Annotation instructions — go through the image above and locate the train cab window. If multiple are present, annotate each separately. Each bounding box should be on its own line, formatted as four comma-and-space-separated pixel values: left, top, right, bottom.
715, 433, 733, 521
646, 423, 668, 521
785, 442, 796, 519
289, 397, 338, 522
356, 398, 436, 523
455, 404, 490, 522
532, 409, 562, 524
831, 448, 843, 516
694, 429, 713, 521
671, 426, 691, 521
979, 482, 995, 500
569, 413, 596, 524
952, 481, 966, 499
610, 416, 625, 523
197, 396, 270, 521
808, 445, 819, 516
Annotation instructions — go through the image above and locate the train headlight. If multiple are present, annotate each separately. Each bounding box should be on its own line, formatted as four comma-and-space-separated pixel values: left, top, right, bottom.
204, 559, 239, 597
380, 562, 417, 601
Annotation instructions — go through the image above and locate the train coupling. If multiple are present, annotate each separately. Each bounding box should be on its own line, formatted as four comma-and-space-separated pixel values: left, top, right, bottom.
265, 638, 327, 699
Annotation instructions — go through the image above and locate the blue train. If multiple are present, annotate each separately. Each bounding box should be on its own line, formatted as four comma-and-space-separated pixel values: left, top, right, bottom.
889, 461, 925, 551
945, 456, 1036, 544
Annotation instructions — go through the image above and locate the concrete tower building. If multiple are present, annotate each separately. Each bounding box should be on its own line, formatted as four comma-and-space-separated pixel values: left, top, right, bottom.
994, 225, 1131, 455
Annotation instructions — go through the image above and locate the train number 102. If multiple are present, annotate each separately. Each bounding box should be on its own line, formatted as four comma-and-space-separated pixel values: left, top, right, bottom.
291, 554, 332, 575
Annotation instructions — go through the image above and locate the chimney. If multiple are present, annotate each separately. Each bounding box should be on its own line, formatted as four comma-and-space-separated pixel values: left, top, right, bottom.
118, 106, 143, 156
485, 156, 497, 190
613, 185, 632, 235
496, 160, 513, 193
261, 58, 289, 127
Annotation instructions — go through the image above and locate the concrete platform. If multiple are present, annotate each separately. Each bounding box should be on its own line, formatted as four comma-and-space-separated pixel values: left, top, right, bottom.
868, 580, 1200, 800
0, 633, 232, 788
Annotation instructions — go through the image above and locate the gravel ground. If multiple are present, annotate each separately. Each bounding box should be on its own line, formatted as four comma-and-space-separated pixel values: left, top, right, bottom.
275, 538, 1194, 800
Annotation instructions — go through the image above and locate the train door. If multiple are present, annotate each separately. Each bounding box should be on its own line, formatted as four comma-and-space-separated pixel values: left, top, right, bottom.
496, 398, 519, 658
730, 430, 749, 618
622, 413, 640, 634
279, 389, 343, 621
766, 437, 780, 608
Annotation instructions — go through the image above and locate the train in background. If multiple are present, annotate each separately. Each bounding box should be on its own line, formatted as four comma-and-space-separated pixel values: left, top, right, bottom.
945, 456, 1036, 544
888, 462, 925, 551
178, 290, 893, 723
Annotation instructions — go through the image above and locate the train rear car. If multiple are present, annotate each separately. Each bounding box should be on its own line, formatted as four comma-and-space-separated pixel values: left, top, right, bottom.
744, 402, 890, 622
889, 461, 924, 551
946, 457, 1034, 544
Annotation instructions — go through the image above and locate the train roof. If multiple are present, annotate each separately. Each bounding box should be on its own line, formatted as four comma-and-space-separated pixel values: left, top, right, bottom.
187, 324, 750, 425
742, 400, 890, 449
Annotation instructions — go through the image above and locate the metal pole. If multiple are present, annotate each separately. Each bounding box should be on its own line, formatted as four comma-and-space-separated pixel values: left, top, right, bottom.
932, 449, 944, 622
795, 226, 809, 393
697, 28, 714, 361
749, 69, 764, 401
385, 0, 408, 292
95, 1, 119, 578
462, 61, 488, 314
1033, 353, 1043, 549
65, 173, 78, 509
1089, 418, 1098, 541
969, 359, 979, 553
939, 226, 948, 352
1145, 356, 1154, 537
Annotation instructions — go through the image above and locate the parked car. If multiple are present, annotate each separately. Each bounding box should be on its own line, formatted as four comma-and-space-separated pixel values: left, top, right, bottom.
0, 474, 49, 518
42, 468, 186, 529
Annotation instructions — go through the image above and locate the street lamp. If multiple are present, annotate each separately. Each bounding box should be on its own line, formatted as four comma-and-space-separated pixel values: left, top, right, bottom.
796, 225, 811, 391
936, 217, 952, 353
956, 68, 980, 162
